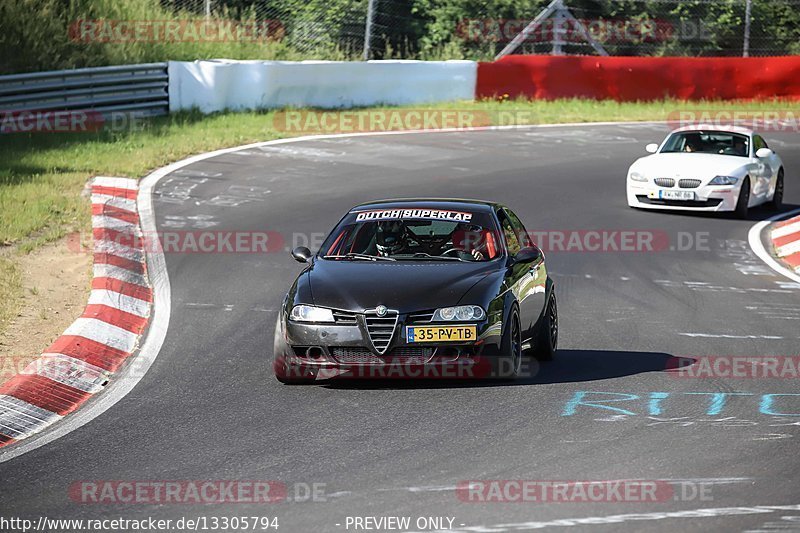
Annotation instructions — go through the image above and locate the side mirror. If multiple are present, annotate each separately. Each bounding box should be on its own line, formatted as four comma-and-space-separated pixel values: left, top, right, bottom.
511, 246, 543, 266
291, 246, 312, 263
645, 143, 659, 154
756, 148, 773, 158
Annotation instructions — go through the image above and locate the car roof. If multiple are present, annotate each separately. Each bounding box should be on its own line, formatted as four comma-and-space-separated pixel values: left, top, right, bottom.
672, 124, 754, 135
351, 198, 501, 214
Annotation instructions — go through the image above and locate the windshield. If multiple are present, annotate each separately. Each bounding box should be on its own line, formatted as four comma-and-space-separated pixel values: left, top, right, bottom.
321, 208, 501, 262
661, 131, 750, 157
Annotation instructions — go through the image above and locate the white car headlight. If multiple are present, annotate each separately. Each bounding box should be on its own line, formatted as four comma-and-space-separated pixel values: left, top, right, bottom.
433, 305, 486, 321
629, 171, 648, 182
709, 175, 739, 185
290, 305, 335, 323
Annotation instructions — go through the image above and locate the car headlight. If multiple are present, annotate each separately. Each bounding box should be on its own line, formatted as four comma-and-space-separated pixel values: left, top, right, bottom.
289, 305, 335, 323
629, 171, 648, 182
709, 175, 739, 185
433, 305, 486, 321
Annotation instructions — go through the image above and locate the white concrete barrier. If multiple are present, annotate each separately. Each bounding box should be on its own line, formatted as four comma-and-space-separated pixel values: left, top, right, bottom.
168, 60, 477, 113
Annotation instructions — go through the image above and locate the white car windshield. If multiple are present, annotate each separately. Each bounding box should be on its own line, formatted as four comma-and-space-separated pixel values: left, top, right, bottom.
661, 131, 749, 157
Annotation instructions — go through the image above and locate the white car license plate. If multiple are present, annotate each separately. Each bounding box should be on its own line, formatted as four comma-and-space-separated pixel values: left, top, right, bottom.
649, 190, 695, 201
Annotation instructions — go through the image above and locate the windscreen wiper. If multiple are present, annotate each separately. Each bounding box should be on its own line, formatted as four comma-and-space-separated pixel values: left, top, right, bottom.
394, 252, 468, 262
323, 253, 396, 261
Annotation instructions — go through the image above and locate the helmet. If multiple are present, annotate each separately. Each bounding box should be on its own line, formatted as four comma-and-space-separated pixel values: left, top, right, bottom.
376, 221, 407, 256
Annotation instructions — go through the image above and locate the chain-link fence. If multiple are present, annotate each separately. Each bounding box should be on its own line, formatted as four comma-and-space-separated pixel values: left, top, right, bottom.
2, 0, 799, 74
159, 0, 420, 58
168, 0, 800, 59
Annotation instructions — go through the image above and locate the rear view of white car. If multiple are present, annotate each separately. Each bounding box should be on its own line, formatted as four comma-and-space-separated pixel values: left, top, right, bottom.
627, 125, 784, 218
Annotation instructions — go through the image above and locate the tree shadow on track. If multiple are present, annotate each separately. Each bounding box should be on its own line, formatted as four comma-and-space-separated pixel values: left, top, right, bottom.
319, 349, 691, 390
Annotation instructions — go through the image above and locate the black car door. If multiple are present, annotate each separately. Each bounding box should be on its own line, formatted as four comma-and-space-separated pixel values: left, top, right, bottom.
498, 208, 546, 343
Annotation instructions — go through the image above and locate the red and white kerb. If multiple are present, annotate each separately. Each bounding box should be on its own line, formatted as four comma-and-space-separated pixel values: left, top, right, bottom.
0, 177, 152, 448
772, 214, 800, 273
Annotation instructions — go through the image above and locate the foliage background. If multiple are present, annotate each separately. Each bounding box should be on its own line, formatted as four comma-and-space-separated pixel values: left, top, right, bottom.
1, 0, 799, 74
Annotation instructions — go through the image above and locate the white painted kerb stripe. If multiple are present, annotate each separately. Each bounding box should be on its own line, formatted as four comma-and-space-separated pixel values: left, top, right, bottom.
23, 354, 111, 394
776, 238, 800, 258
772, 220, 800, 239
94, 240, 144, 262
93, 263, 149, 288
92, 177, 138, 190
87, 289, 151, 318
0, 395, 62, 439
63, 318, 139, 353
748, 207, 800, 285
91, 194, 137, 212
92, 215, 141, 232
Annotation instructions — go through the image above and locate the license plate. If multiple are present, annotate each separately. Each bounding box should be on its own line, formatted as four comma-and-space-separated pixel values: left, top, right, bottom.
648, 190, 695, 201
406, 325, 477, 343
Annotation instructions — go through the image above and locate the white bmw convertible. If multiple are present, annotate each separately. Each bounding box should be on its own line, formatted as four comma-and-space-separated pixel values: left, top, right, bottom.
627, 125, 784, 218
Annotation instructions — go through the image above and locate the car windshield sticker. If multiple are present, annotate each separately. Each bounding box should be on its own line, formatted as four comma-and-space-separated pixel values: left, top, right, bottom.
355, 209, 473, 222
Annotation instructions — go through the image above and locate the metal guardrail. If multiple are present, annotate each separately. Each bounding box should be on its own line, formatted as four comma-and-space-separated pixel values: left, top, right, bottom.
0, 63, 169, 116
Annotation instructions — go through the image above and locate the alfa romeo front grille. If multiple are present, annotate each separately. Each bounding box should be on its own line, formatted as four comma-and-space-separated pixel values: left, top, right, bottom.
330, 346, 434, 365
386, 346, 435, 364
364, 310, 398, 354
654, 178, 675, 188
331, 347, 382, 364
679, 179, 702, 189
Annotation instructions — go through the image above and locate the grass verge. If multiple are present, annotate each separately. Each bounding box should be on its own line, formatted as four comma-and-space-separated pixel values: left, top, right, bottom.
1, 97, 797, 334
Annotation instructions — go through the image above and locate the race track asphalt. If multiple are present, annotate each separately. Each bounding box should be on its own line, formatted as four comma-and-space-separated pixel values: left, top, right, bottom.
2, 123, 800, 532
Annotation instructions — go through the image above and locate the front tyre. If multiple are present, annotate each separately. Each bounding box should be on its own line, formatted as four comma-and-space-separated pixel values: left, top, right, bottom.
735, 177, 750, 219
534, 292, 558, 361
497, 307, 523, 380
771, 168, 784, 211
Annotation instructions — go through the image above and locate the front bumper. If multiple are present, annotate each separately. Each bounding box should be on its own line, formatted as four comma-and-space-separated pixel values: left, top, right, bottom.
273, 314, 503, 380
627, 182, 739, 212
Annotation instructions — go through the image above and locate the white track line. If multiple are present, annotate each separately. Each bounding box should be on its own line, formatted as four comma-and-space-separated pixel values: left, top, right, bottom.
448, 504, 800, 531
748, 207, 800, 284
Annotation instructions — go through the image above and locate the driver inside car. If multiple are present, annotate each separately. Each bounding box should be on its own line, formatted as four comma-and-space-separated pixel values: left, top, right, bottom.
450, 224, 497, 261
733, 137, 748, 156
375, 220, 416, 257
